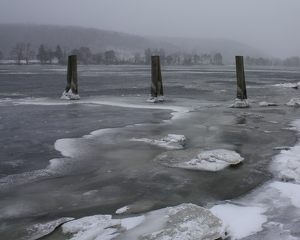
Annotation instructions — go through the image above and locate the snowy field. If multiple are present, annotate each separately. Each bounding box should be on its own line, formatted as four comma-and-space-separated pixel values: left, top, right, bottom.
0, 64, 300, 239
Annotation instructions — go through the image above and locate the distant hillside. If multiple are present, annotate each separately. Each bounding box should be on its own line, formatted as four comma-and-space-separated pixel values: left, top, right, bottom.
0, 24, 269, 63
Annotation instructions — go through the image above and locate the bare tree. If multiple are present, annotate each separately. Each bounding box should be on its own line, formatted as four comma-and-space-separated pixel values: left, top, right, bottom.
25, 43, 31, 65
134, 52, 142, 64
12, 42, 25, 65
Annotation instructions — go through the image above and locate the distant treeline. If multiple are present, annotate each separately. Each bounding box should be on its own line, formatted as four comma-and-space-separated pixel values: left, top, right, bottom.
0, 42, 223, 66
1, 42, 299, 67
245, 56, 300, 67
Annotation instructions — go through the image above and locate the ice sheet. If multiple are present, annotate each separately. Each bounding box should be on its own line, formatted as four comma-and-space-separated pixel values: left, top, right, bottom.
259, 101, 278, 107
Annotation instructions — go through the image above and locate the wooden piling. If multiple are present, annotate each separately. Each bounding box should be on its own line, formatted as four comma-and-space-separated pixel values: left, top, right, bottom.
229, 56, 249, 107
66, 55, 72, 92
62, 55, 80, 100
150, 56, 164, 100
235, 56, 247, 100
71, 55, 78, 94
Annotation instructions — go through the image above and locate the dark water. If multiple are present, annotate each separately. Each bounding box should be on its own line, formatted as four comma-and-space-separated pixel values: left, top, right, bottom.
0, 64, 300, 239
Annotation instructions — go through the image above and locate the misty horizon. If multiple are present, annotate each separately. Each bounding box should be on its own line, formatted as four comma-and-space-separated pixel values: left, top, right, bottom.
1, 0, 300, 59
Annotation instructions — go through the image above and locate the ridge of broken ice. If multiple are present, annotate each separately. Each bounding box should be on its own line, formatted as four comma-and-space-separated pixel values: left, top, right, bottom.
25, 217, 74, 240
287, 98, 300, 107
229, 98, 250, 108
61, 90, 80, 100
154, 148, 244, 172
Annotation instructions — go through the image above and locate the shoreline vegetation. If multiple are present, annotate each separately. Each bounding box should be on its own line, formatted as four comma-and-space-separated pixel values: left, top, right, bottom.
0, 24, 299, 67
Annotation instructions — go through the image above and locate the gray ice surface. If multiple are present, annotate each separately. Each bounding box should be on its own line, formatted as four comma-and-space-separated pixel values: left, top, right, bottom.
0, 65, 300, 239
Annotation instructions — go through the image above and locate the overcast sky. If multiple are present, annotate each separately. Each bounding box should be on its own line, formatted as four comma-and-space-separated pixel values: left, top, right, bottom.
1, 0, 299, 58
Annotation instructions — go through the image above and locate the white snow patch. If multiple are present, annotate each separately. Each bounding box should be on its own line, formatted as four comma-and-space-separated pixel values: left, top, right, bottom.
130, 134, 186, 150
270, 143, 300, 183
287, 98, 300, 106
210, 204, 267, 239
121, 215, 146, 231
270, 181, 300, 208
54, 138, 77, 158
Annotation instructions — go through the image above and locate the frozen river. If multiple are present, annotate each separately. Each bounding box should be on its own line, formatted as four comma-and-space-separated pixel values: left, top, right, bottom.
0, 64, 300, 239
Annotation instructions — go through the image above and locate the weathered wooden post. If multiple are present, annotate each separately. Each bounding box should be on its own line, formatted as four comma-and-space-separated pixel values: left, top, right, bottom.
61, 55, 80, 100
65, 55, 72, 92
147, 55, 164, 102
71, 55, 78, 94
236, 56, 247, 100
229, 56, 249, 107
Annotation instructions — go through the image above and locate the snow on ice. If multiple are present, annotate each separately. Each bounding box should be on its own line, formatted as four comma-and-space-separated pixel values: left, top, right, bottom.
229, 98, 250, 108
7, 96, 300, 239
61, 89, 80, 100
61, 204, 224, 240
57, 119, 300, 240
210, 204, 267, 239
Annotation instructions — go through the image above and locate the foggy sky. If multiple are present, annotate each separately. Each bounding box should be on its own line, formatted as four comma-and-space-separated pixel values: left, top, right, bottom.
1, 0, 299, 58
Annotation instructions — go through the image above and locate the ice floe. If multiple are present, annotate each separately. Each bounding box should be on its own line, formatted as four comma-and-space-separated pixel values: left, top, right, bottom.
274, 83, 299, 88
259, 101, 278, 107
154, 148, 244, 172
130, 134, 186, 150
61, 204, 224, 240
116, 206, 129, 214
272, 146, 291, 151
